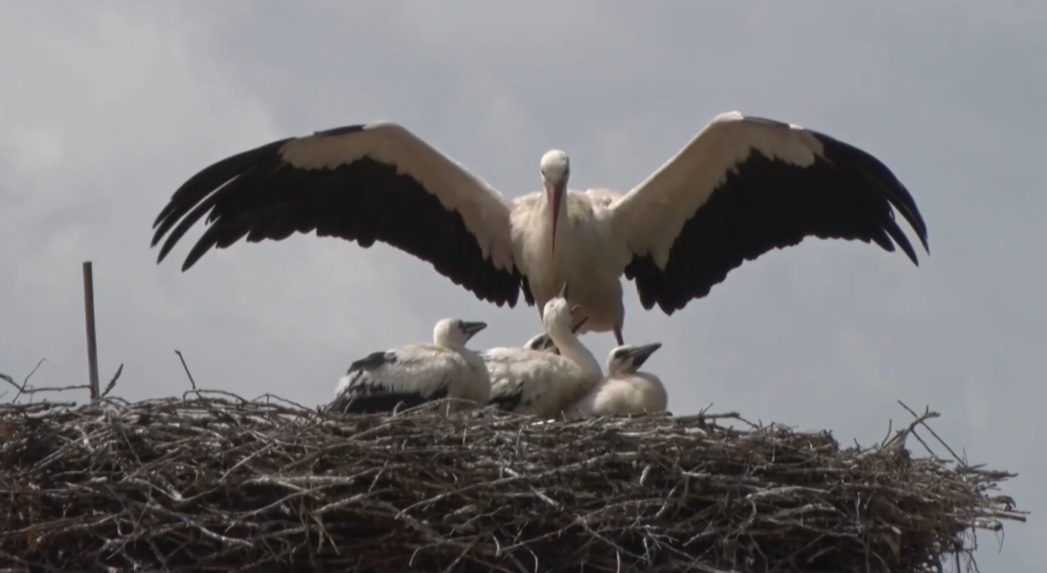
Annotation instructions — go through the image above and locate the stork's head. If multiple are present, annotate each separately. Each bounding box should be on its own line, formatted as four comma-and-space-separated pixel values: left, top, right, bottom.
607, 343, 662, 375
540, 149, 570, 252
433, 318, 487, 349
540, 149, 570, 187
542, 284, 585, 340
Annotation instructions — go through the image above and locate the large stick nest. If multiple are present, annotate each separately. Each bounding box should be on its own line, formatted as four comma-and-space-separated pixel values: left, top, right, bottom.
0, 391, 1025, 572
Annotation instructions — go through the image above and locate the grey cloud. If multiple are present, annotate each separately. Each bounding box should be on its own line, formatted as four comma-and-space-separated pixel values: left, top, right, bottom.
1, 3, 1041, 569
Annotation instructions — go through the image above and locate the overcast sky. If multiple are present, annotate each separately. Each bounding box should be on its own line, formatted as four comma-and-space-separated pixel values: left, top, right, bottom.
2, 2, 1042, 569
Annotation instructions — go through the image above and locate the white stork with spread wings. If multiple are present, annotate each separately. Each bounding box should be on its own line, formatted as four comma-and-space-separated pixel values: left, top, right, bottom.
152, 111, 929, 343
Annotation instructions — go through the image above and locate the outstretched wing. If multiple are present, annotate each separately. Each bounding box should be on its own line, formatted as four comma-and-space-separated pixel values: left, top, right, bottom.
612, 111, 928, 313
152, 123, 522, 306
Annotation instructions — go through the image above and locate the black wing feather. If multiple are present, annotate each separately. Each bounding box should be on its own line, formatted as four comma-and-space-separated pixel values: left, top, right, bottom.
488, 388, 524, 412
325, 351, 450, 414
327, 388, 449, 415
627, 125, 929, 314
152, 129, 522, 306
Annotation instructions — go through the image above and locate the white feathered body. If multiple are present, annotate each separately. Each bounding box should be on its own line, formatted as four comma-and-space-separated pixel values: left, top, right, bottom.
511, 190, 628, 334
567, 373, 668, 418
334, 344, 489, 412
484, 347, 601, 418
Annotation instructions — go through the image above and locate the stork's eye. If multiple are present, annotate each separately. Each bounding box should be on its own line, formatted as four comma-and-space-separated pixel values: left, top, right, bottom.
612, 349, 627, 359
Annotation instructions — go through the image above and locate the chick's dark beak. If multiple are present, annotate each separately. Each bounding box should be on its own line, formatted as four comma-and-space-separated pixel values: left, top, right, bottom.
460, 321, 487, 339
628, 343, 662, 369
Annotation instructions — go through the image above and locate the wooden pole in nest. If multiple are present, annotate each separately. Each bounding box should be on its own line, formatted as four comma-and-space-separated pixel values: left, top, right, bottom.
83, 261, 100, 400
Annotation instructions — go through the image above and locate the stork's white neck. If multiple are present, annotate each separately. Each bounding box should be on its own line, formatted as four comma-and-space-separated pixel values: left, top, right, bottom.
548, 322, 601, 380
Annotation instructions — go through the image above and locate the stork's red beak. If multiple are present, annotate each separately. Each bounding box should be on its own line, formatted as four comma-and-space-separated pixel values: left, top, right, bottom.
546, 181, 564, 254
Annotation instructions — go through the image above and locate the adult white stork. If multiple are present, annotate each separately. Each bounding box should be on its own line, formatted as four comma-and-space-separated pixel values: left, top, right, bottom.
325, 318, 489, 414
567, 343, 668, 419
152, 111, 929, 344
485, 289, 602, 418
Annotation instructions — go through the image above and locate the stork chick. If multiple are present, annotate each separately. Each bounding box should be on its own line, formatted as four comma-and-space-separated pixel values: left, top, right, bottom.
486, 286, 602, 418
567, 343, 667, 418
327, 318, 489, 414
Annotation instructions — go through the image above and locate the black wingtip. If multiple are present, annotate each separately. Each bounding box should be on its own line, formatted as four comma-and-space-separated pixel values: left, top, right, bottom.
150, 137, 292, 265
817, 129, 930, 264
181, 241, 212, 271
882, 218, 919, 266
150, 216, 175, 249
914, 221, 930, 254
901, 241, 920, 267
869, 159, 930, 256
888, 186, 929, 259
158, 237, 177, 264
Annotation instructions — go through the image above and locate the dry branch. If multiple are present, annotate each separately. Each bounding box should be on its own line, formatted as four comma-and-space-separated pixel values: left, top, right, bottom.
0, 392, 1025, 572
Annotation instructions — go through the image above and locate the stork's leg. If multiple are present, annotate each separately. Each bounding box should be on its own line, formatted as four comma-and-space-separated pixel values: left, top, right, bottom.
614, 325, 624, 346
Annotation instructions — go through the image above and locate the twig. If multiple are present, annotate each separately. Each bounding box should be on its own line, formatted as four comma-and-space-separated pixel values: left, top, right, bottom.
101, 363, 124, 398
898, 400, 966, 466
0, 373, 16, 394
0, 389, 1025, 571
174, 349, 197, 390
8, 357, 47, 404
885, 401, 941, 458
8, 383, 92, 396
2, 365, 93, 403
